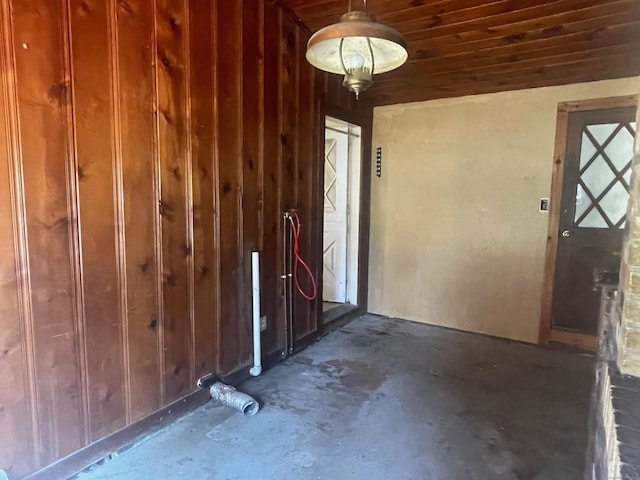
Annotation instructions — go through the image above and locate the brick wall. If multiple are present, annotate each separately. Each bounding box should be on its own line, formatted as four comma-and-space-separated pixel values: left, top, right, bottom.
618, 101, 640, 377
588, 288, 640, 479
587, 94, 640, 480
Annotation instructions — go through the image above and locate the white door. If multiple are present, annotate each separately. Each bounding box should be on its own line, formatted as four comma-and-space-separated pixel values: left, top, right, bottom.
323, 128, 349, 302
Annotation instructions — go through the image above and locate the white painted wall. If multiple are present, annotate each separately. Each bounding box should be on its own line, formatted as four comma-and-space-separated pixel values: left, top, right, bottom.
368, 77, 640, 343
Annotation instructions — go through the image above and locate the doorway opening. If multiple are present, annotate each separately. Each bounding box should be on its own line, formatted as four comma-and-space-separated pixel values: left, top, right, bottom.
322, 116, 362, 323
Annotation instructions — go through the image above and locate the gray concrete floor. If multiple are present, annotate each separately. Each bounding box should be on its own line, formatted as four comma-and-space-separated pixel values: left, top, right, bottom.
75, 314, 594, 480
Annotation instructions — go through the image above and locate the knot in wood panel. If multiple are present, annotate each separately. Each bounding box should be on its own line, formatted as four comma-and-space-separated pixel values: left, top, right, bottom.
48, 81, 70, 106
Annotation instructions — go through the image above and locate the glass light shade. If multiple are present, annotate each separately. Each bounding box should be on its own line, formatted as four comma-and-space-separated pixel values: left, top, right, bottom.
306, 11, 408, 75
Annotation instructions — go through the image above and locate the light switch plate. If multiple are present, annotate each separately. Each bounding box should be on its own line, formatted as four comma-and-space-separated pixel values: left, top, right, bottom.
539, 198, 549, 212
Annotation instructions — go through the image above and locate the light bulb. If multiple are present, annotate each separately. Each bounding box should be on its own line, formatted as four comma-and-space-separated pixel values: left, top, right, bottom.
348, 53, 366, 69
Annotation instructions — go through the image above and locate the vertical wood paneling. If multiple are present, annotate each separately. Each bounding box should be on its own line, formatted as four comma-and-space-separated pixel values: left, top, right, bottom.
241, 3, 262, 363
0, 117, 33, 477
216, 0, 243, 374
294, 37, 317, 338
0, 2, 369, 477
280, 14, 302, 338
11, 0, 86, 463
280, 14, 298, 214
62, 0, 92, 447
211, 0, 222, 376
324, 72, 356, 112
115, 0, 162, 421
326, 74, 345, 110
189, 0, 217, 379
68, 0, 126, 440
155, 0, 192, 403
261, 1, 284, 355
0, 4, 35, 476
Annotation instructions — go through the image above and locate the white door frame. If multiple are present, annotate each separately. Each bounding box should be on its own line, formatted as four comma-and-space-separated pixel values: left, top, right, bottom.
322, 116, 362, 305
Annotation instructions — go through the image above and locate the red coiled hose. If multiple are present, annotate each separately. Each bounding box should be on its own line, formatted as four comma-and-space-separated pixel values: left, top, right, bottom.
288, 211, 317, 301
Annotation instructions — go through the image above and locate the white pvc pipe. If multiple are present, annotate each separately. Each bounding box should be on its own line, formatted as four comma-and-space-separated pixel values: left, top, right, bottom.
249, 251, 262, 376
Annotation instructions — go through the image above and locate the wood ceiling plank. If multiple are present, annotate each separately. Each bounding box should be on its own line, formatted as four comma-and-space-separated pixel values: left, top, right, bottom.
384, 41, 640, 79
282, 0, 640, 104
373, 50, 638, 87
404, 12, 640, 60
295, 0, 512, 30
371, 67, 637, 105
396, 0, 593, 36
370, 60, 638, 103
404, 20, 640, 66
376, 0, 525, 24
404, 0, 635, 41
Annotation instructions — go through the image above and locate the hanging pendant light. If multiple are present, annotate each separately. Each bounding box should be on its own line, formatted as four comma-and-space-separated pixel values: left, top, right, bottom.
305, 0, 408, 99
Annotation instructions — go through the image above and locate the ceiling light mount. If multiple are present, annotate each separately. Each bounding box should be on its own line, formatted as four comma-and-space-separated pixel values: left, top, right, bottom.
305, 4, 408, 99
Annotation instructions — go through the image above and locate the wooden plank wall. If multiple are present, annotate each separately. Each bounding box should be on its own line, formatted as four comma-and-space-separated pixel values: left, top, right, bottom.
0, 0, 366, 477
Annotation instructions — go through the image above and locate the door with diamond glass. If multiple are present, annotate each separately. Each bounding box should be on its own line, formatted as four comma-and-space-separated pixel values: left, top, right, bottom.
552, 106, 636, 336
323, 126, 349, 302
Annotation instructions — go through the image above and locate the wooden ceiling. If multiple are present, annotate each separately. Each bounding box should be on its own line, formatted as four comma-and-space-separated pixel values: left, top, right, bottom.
282, 0, 640, 105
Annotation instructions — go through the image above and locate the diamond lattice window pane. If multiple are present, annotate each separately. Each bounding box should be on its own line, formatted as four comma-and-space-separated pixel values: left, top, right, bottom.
324, 139, 337, 212
581, 155, 615, 198
579, 209, 608, 228
579, 131, 598, 169
599, 181, 629, 226
574, 183, 591, 222
624, 168, 632, 186
587, 123, 618, 145
631, 121, 637, 133
604, 127, 633, 172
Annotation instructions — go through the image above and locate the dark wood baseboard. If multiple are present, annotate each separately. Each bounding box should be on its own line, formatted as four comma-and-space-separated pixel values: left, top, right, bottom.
26, 389, 210, 480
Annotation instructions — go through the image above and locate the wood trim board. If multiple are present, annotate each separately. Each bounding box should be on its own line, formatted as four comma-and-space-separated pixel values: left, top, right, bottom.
548, 329, 597, 352
316, 101, 374, 336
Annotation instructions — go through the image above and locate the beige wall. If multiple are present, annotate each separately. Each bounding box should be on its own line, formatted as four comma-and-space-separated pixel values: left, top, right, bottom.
369, 77, 640, 343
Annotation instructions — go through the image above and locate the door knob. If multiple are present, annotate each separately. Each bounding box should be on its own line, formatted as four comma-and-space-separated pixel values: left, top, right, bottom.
562, 230, 571, 238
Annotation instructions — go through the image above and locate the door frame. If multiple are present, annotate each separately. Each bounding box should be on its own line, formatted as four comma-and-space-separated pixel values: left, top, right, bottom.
322, 119, 353, 303
315, 101, 373, 328
539, 94, 638, 350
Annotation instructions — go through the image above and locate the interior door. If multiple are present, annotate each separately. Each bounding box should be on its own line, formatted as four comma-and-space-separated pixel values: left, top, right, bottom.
552, 106, 636, 335
323, 128, 349, 303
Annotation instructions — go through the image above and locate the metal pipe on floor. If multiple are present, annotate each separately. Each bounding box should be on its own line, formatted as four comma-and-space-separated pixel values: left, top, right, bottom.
249, 251, 262, 377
